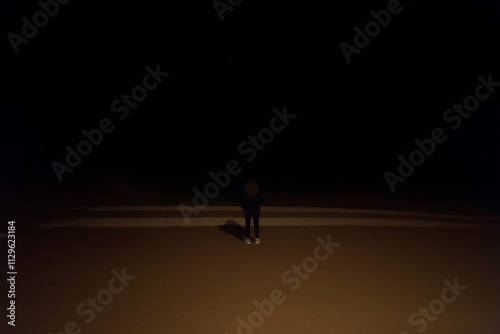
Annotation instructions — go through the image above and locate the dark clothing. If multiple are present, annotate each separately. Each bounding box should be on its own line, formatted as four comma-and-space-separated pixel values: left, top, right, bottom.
244, 207, 260, 239
240, 186, 263, 239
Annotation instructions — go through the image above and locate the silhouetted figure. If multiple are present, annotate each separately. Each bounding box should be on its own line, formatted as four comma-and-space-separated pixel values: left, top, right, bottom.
240, 176, 263, 244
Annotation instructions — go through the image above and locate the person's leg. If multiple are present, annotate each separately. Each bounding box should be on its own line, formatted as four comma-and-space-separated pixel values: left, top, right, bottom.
244, 210, 251, 239
253, 209, 260, 239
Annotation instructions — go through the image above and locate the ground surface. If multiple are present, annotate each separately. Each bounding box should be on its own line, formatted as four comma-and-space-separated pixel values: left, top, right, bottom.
2, 208, 500, 334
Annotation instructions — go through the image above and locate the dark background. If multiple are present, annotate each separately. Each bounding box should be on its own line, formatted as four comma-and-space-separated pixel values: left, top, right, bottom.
1, 0, 499, 213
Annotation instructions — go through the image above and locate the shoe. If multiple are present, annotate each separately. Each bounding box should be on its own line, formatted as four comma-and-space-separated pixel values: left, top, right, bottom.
244, 237, 251, 244
255, 238, 260, 244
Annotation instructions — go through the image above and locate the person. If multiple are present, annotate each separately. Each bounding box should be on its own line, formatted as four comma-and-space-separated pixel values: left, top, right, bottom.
240, 175, 263, 244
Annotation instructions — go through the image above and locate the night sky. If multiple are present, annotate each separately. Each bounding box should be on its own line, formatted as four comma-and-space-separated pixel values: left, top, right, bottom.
2, 0, 500, 210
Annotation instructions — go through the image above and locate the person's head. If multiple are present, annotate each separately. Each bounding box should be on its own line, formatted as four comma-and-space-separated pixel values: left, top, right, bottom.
244, 176, 259, 200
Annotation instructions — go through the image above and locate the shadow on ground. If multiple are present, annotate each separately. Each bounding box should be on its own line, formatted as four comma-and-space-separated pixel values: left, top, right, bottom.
218, 220, 244, 240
